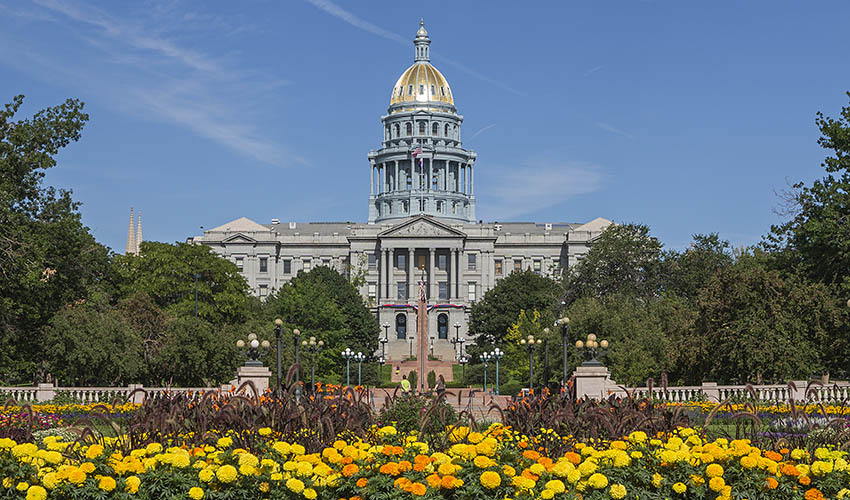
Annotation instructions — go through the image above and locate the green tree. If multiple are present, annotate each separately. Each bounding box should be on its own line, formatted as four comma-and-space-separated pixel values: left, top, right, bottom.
665, 233, 734, 300
113, 241, 252, 325
766, 92, 850, 292
43, 293, 144, 386
468, 270, 562, 347
564, 223, 665, 304
0, 95, 112, 382
155, 317, 241, 387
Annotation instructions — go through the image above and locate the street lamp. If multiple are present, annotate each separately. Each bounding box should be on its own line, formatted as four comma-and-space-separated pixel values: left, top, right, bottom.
450, 322, 462, 358
481, 351, 492, 393
555, 316, 570, 384
379, 324, 389, 382
274, 318, 284, 394
236, 333, 270, 367
575, 333, 609, 367
301, 336, 325, 392
293, 328, 302, 382
354, 352, 366, 386
408, 335, 415, 359
342, 348, 356, 386
490, 348, 504, 395
520, 334, 543, 392
458, 354, 469, 382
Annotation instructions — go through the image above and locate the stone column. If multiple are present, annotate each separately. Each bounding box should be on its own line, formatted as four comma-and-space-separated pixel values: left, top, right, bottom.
384, 249, 391, 299
378, 248, 386, 301
408, 248, 415, 301
429, 248, 436, 300
470, 161, 474, 196
394, 160, 399, 191
428, 158, 433, 192
450, 248, 458, 299
370, 161, 375, 196
574, 365, 614, 400
455, 248, 462, 300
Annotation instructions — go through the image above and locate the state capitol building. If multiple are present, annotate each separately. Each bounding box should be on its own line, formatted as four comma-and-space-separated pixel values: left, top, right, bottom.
188, 21, 611, 361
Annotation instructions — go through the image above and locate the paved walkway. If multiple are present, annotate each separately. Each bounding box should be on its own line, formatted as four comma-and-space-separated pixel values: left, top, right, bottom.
367, 388, 513, 422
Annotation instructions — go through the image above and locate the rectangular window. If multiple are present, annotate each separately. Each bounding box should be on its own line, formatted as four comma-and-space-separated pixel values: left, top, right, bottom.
467, 282, 477, 302
283, 259, 291, 274
514, 259, 522, 273
259, 257, 268, 273
368, 253, 376, 270
368, 283, 376, 300
303, 259, 311, 272
259, 284, 268, 298
438, 282, 448, 300
494, 259, 503, 276
438, 254, 447, 269
467, 253, 477, 271
397, 253, 406, 270
533, 260, 542, 274
235, 257, 244, 271
398, 281, 407, 300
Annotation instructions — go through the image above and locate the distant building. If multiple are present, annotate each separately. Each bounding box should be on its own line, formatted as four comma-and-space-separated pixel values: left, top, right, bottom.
187, 21, 611, 361
125, 208, 143, 256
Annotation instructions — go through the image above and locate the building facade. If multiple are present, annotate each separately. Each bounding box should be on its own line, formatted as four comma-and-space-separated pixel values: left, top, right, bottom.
188, 22, 611, 362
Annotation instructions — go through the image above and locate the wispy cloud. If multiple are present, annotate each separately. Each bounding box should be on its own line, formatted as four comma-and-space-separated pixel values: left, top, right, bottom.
304, 0, 524, 96
596, 122, 634, 140
4, 0, 300, 167
583, 65, 604, 77
477, 161, 605, 219
469, 123, 497, 140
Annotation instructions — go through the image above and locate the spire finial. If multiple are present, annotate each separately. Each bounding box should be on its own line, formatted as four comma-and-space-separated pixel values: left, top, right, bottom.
413, 19, 430, 62
135, 213, 143, 255
125, 207, 136, 256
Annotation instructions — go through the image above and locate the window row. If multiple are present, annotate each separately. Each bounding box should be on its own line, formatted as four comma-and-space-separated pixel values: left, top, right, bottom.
377, 200, 465, 217
387, 122, 458, 140
367, 281, 477, 302
493, 257, 562, 276
397, 83, 449, 98
393, 313, 451, 340
235, 257, 343, 275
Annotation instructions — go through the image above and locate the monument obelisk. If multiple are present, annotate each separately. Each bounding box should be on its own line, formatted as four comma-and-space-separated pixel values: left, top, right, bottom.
417, 266, 429, 393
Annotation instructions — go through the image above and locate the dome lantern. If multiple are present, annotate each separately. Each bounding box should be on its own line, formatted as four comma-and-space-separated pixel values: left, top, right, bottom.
414, 19, 430, 62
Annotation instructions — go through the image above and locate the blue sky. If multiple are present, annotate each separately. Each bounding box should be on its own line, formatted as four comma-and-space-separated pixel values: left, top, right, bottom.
2, 1, 849, 252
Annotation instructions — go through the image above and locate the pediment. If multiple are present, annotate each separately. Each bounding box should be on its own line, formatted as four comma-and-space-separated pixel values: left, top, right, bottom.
222, 233, 257, 243
379, 216, 466, 238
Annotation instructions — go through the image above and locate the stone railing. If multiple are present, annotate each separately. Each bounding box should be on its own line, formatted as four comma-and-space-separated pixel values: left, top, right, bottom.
0, 384, 228, 405
574, 365, 850, 403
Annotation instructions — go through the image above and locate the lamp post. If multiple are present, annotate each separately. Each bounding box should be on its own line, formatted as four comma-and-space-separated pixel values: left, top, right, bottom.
408, 335, 415, 359
429, 336, 435, 357
575, 333, 609, 366
481, 351, 491, 393
236, 333, 270, 366
354, 352, 366, 386
301, 336, 325, 392
458, 354, 468, 381
379, 325, 389, 382
377, 355, 386, 385
274, 318, 284, 393
293, 328, 302, 381
490, 348, 504, 395
342, 348, 355, 386
451, 322, 462, 358
555, 316, 570, 384
520, 334, 543, 392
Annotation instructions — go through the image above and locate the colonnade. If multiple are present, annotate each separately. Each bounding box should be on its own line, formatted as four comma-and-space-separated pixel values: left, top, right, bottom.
376, 247, 462, 302
370, 159, 474, 197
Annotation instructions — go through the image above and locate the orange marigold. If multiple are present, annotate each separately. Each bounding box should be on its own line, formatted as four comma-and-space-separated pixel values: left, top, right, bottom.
781, 464, 800, 477
538, 457, 553, 469
804, 488, 825, 500
342, 464, 359, 477
799, 475, 811, 486
764, 451, 783, 462
522, 450, 541, 461
379, 463, 400, 476
414, 455, 431, 465
766, 478, 779, 490
394, 478, 412, 489
564, 452, 582, 465
356, 478, 368, 488
780, 448, 790, 455
426, 474, 441, 488
398, 461, 412, 473
408, 482, 427, 496
441, 476, 458, 489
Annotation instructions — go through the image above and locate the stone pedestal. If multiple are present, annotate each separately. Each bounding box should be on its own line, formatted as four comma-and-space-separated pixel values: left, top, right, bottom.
574, 364, 614, 400
237, 365, 271, 396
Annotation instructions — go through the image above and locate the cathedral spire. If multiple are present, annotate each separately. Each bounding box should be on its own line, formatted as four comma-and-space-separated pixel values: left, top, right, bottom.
125, 207, 136, 255
135, 213, 143, 255
413, 19, 430, 62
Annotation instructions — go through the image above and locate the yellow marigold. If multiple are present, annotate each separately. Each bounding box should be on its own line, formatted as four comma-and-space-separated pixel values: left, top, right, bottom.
216, 437, 233, 449
80, 462, 96, 474
25, 485, 46, 500
480, 471, 501, 489
567, 469, 582, 484
791, 449, 807, 460
541, 490, 555, 499
85, 444, 104, 459
216, 465, 238, 483
98, 476, 116, 492
198, 468, 214, 483
16, 482, 28, 492
706, 463, 724, 478
378, 426, 397, 436
740, 455, 758, 469
286, 478, 305, 494
239, 464, 256, 476
529, 463, 546, 475
468, 432, 484, 444
609, 483, 627, 499
588, 473, 609, 489
172, 454, 190, 468
708, 476, 725, 492
545, 479, 566, 494
651, 473, 663, 487
67, 468, 86, 485
41, 473, 58, 490
673, 482, 687, 494
502, 465, 516, 477
125, 475, 141, 494
303, 488, 317, 499
258, 427, 272, 436
189, 486, 204, 499
474, 455, 496, 469
628, 431, 647, 443
145, 443, 162, 455
437, 462, 457, 475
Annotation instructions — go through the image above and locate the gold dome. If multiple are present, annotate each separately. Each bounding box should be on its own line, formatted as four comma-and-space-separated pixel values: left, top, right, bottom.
390, 62, 454, 107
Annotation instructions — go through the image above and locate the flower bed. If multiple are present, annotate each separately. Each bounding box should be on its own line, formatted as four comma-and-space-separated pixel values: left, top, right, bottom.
1, 425, 849, 499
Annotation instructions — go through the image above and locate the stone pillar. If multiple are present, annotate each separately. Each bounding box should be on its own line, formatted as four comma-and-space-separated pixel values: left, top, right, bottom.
127, 384, 145, 404
429, 248, 436, 300
408, 248, 415, 301
36, 383, 55, 403
701, 382, 720, 402
428, 158, 433, 192
378, 248, 386, 301
574, 365, 614, 400
370, 162, 375, 196
450, 248, 458, 299
237, 365, 271, 396
455, 248, 461, 300
470, 161, 474, 196
394, 160, 399, 191
384, 249, 391, 299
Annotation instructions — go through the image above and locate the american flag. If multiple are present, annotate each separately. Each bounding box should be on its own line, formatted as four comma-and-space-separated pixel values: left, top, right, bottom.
412, 146, 423, 166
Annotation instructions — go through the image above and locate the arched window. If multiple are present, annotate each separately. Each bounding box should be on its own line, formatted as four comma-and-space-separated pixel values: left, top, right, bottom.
438, 314, 448, 339
406, 123, 412, 136
432, 123, 439, 136
396, 314, 407, 339
419, 122, 426, 135
430, 84, 435, 95
385, 126, 390, 140
444, 124, 450, 137
394, 124, 400, 137
408, 85, 414, 95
